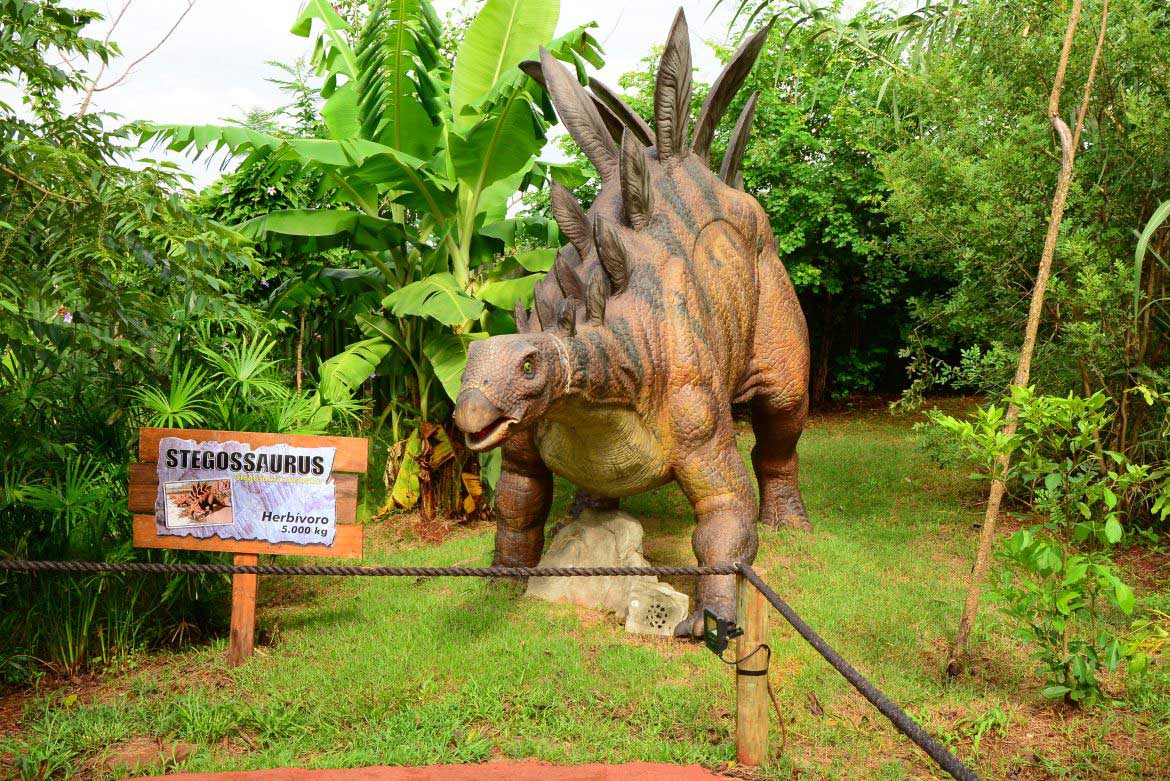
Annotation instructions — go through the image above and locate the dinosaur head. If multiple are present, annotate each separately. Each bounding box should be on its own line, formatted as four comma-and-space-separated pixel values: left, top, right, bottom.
453, 333, 569, 451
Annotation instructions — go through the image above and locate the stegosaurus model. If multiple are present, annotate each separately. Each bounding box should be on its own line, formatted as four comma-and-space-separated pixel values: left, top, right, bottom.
453, 10, 810, 637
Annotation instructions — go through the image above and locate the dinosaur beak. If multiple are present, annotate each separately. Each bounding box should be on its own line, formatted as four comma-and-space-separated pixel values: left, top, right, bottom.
453, 389, 515, 451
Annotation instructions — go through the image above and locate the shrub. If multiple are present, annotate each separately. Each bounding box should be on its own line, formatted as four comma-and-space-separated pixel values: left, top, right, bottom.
929, 387, 1161, 704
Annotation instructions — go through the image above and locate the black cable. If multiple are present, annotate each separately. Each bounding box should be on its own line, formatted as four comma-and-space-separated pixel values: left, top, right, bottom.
736, 563, 980, 781
716, 642, 768, 667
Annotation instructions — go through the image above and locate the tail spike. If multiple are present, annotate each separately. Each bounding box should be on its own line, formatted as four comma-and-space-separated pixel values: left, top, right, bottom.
692, 22, 772, 162
539, 48, 619, 180
589, 78, 654, 146
593, 218, 630, 294
585, 268, 609, 325
556, 298, 578, 336
620, 129, 653, 230
550, 181, 593, 260
720, 90, 759, 185
554, 255, 586, 301
654, 9, 693, 163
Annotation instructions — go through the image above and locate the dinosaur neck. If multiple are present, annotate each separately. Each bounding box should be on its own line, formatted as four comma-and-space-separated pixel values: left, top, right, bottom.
556, 325, 644, 408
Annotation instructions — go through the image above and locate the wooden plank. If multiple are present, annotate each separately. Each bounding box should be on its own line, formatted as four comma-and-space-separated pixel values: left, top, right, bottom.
227, 553, 258, 667
138, 427, 368, 473
736, 570, 769, 766
128, 463, 360, 522
132, 516, 363, 559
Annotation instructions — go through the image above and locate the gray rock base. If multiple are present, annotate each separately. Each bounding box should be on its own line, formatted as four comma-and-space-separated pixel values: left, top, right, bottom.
525, 509, 689, 635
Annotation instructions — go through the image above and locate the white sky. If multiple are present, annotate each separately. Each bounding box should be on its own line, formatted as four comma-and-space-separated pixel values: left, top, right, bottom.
40, 0, 876, 186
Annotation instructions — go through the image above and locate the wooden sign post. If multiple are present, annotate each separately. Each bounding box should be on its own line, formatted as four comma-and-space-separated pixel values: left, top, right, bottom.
130, 427, 368, 666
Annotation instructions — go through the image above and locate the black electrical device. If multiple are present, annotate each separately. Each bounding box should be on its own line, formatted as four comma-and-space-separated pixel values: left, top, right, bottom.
703, 608, 743, 656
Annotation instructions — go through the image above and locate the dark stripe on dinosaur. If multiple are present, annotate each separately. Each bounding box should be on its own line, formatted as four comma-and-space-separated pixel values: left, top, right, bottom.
631, 265, 665, 315
608, 316, 646, 389
585, 330, 613, 393
572, 337, 591, 380
658, 175, 699, 242
648, 219, 688, 260
690, 161, 725, 222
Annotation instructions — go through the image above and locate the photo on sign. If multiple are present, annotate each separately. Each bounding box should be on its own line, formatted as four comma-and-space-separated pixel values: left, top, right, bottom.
163, 479, 234, 529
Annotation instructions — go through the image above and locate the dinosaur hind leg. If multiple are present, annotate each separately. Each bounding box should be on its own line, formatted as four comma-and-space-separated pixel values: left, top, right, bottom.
493, 431, 553, 567
747, 248, 812, 531
751, 394, 811, 531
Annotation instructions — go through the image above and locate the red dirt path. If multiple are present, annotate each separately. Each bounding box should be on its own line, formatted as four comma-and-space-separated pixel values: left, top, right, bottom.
149, 763, 725, 780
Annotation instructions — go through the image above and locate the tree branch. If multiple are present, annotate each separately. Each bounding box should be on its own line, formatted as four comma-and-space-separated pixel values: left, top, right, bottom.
947, 0, 1111, 678
0, 165, 86, 204
79, 1, 198, 115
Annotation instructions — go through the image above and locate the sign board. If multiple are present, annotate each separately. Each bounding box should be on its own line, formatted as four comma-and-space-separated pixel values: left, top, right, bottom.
130, 428, 366, 558
130, 427, 368, 665
155, 436, 338, 546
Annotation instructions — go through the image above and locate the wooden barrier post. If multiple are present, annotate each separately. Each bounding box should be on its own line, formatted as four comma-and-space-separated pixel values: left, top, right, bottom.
736, 569, 769, 766
227, 553, 259, 667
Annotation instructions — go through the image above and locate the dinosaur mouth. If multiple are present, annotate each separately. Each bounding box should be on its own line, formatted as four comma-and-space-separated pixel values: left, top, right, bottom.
465, 416, 515, 451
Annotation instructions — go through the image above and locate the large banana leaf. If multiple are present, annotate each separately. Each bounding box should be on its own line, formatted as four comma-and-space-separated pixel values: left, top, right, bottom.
449, 101, 544, 190
478, 275, 540, 309
237, 210, 405, 253
451, 0, 559, 126
144, 124, 284, 159
423, 332, 488, 402
383, 272, 484, 325
354, 0, 447, 158
467, 25, 604, 115
318, 337, 393, 401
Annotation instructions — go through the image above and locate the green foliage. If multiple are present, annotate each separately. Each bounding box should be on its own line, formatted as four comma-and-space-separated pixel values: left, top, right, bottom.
878, 0, 1170, 461
0, 1, 362, 682
147, 0, 603, 501
929, 388, 1156, 704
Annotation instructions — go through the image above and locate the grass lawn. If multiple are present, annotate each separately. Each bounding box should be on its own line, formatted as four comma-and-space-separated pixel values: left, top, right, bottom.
2, 405, 1168, 780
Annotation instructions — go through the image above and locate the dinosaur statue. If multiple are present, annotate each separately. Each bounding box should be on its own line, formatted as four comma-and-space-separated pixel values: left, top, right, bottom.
453, 9, 810, 637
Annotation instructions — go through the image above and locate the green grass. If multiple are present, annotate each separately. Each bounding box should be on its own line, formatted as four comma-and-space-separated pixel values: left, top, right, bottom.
3, 408, 1168, 780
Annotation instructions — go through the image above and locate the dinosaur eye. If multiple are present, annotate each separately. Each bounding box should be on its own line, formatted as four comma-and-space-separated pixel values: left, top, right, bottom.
522, 359, 535, 377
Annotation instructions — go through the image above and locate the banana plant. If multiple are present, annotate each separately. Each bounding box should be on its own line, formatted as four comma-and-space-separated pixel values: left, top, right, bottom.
145, 0, 602, 455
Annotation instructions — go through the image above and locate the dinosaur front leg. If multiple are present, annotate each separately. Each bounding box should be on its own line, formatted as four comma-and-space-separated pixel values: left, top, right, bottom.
493, 431, 553, 568
670, 392, 759, 637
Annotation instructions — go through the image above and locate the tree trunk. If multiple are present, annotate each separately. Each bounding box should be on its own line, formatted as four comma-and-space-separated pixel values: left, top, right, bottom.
946, 0, 1109, 677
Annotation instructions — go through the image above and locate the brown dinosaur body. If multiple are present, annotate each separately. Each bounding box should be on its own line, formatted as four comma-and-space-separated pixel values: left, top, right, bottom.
454, 11, 810, 636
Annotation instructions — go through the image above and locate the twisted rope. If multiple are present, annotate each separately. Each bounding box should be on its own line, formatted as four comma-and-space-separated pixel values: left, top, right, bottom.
0, 560, 736, 577
736, 564, 980, 781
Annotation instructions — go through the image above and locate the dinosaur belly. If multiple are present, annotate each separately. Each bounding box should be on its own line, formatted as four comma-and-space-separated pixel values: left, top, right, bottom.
536, 408, 671, 497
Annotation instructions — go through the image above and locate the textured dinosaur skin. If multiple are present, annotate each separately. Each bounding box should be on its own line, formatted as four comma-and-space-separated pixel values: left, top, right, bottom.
453, 10, 810, 636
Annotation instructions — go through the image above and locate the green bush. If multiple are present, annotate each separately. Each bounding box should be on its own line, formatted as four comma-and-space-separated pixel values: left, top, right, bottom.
929, 387, 1166, 704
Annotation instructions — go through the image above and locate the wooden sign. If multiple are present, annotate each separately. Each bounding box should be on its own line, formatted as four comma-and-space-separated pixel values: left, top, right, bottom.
130, 427, 368, 665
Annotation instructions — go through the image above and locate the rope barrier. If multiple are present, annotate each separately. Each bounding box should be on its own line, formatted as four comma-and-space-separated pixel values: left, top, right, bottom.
0, 557, 979, 780
736, 563, 980, 781
0, 560, 736, 577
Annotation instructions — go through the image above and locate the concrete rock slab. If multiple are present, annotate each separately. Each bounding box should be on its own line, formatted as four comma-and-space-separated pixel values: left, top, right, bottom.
525, 509, 688, 630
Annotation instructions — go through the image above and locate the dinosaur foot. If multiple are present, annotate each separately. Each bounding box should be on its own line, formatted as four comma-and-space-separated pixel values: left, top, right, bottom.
759, 489, 812, 532
673, 592, 736, 639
